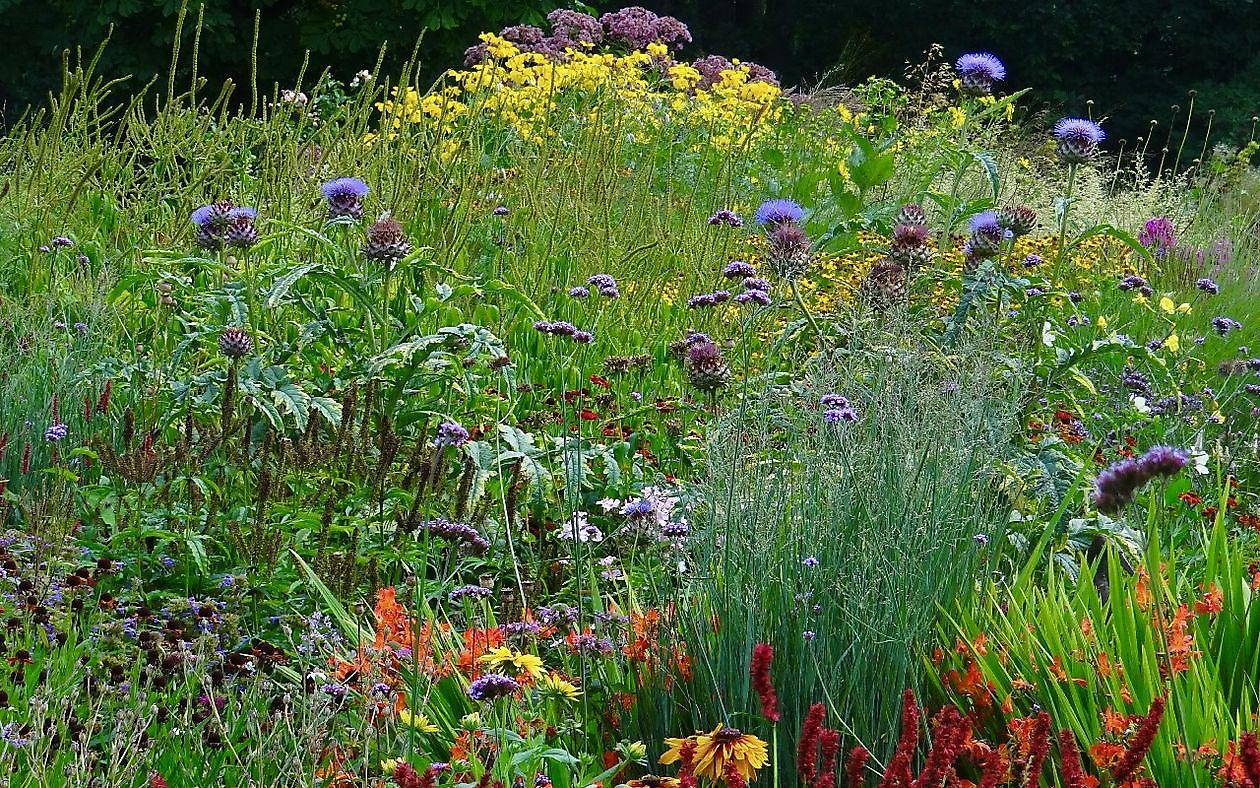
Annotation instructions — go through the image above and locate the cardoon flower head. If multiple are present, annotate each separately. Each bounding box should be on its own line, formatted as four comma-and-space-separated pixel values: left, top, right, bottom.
467, 673, 520, 701
44, 423, 68, 442
1211, 316, 1242, 336
968, 211, 1008, 257
1196, 278, 1220, 294
1053, 118, 1106, 163
434, 421, 470, 448
954, 52, 1006, 96
766, 223, 813, 278
568, 286, 590, 298
723, 260, 757, 278
755, 198, 805, 227
709, 209, 744, 227
1138, 217, 1176, 257
321, 177, 369, 220
1138, 445, 1188, 477
621, 499, 655, 519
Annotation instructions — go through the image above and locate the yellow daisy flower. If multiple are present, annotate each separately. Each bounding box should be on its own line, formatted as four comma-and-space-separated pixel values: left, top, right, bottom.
537, 672, 583, 702
660, 725, 769, 783
397, 708, 439, 733
479, 646, 545, 681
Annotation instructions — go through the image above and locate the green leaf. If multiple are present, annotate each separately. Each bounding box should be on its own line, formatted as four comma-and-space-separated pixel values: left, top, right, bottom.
265, 262, 324, 309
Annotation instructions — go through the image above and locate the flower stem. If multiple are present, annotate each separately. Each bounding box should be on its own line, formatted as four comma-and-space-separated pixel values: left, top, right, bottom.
790, 279, 825, 347
1057, 162, 1078, 266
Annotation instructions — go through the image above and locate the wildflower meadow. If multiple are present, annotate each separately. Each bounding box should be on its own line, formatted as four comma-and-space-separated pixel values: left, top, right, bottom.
1, 5, 1259, 787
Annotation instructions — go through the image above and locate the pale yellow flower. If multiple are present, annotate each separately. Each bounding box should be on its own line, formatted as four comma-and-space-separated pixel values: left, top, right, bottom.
1164, 333, 1180, 353
397, 709, 439, 733
480, 646, 545, 680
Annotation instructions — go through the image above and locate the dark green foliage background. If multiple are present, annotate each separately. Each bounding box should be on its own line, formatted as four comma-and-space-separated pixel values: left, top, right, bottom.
2, 0, 1260, 151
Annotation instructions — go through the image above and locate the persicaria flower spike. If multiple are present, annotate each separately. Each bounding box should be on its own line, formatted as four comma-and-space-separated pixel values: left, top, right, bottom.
749, 643, 779, 723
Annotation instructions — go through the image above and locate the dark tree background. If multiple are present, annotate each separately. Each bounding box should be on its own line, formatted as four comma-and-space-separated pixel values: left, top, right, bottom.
2, 0, 1259, 152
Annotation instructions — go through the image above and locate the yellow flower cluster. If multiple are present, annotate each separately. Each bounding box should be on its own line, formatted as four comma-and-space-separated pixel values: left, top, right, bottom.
370, 33, 786, 151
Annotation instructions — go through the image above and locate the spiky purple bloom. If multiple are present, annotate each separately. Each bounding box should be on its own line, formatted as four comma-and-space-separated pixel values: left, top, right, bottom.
709, 209, 744, 227
723, 260, 757, 278
1138, 217, 1176, 257
621, 499, 655, 518
1212, 316, 1242, 336
1094, 446, 1188, 512
955, 52, 1006, 96
467, 673, 520, 701
44, 423, 68, 442
434, 421, 470, 448
1196, 278, 1220, 295
1053, 118, 1106, 163
755, 199, 805, 226
968, 211, 1009, 256
734, 290, 772, 305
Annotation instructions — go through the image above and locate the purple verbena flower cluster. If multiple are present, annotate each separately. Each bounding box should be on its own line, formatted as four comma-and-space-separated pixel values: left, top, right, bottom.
467, 673, 520, 701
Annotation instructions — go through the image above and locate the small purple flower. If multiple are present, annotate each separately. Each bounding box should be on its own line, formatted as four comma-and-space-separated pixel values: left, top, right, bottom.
76, 254, 90, 266
1067, 315, 1085, 327
823, 407, 860, 424
820, 394, 850, 408
568, 286, 590, 298
1023, 254, 1043, 268
1138, 445, 1188, 477
1196, 278, 1220, 295
973, 533, 989, 546
754, 199, 805, 226
661, 522, 689, 539
734, 290, 772, 306
572, 330, 594, 344
1211, 316, 1242, 336
588, 273, 616, 290
467, 672, 520, 701
802, 556, 819, 568
802, 630, 816, 642
1245, 383, 1260, 396
158, 555, 176, 570
74, 322, 88, 336
723, 260, 757, 278
1068, 291, 1083, 303
742, 277, 771, 291
38, 245, 51, 253
1118, 274, 1150, 293
621, 499, 655, 518
1053, 118, 1106, 163
598, 286, 620, 299
955, 52, 1006, 96
709, 209, 744, 227
50, 236, 74, 248
687, 293, 719, 309
449, 585, 493, 602
1025, 287, 1046, 298
1146, 338, 1164, 351
493, 205, 510, 216
434, 421, 470, 448
44, 423, 68, 442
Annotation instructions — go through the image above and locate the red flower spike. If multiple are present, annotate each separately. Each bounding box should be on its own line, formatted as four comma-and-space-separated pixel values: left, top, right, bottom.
799, 702, 828, 782
1111, 696, 1166, 782
880, 690, 919, 788
1025, 711, 1051, 788
1240, 732, 1260, 787
750, 643, 780, 723
844, 746, 869, 788
912, 706, 968, 788
1058, 729, 1089, 788
724, 756, 749, 788
812, 728, 841, 788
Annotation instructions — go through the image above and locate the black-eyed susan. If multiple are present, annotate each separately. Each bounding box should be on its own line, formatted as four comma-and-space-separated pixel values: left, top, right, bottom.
479, 646, 545, 681
537, 672, 582, 702
396, 708, 439, 733
627, 776, 681, 788
660, 725, 769, 783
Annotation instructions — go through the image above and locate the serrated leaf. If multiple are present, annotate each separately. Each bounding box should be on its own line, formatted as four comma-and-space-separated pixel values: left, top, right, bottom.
266, 262, 323, 309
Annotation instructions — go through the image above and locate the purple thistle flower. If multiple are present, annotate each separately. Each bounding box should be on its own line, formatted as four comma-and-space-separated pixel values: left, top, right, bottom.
1138, 446, 1188, 477
723, 260, 757, 278
467, 673, 520, 702
709, 209, 744, 227
1196, 278, 1220, 295
755, 199, 805, 226
321, 177, 369, 220
1053, 118, 1106, 163
955, 52, 1006, 96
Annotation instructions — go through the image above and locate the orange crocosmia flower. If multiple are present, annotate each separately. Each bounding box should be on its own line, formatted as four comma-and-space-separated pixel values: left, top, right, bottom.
1135, 568, 1152, 608
1178, 491, 1202, 506
1102, 708, 1131, 736
1049, 655, 1069, 681
1089, 742, 1126, 770
1097, 651, 1114, 678
1012, 677, 1036, 692
1081, 616, 1094, 640
1162, 604, 1199, 677
972, 632, 988, 655
456, 626, 506, 674
1194, 584, 1224, 616
1219, 741, 1247, 784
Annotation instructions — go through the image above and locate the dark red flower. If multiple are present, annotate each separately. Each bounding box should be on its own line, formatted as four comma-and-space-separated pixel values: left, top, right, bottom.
750, 643, 780, 723
1111, 696, 1165, 782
